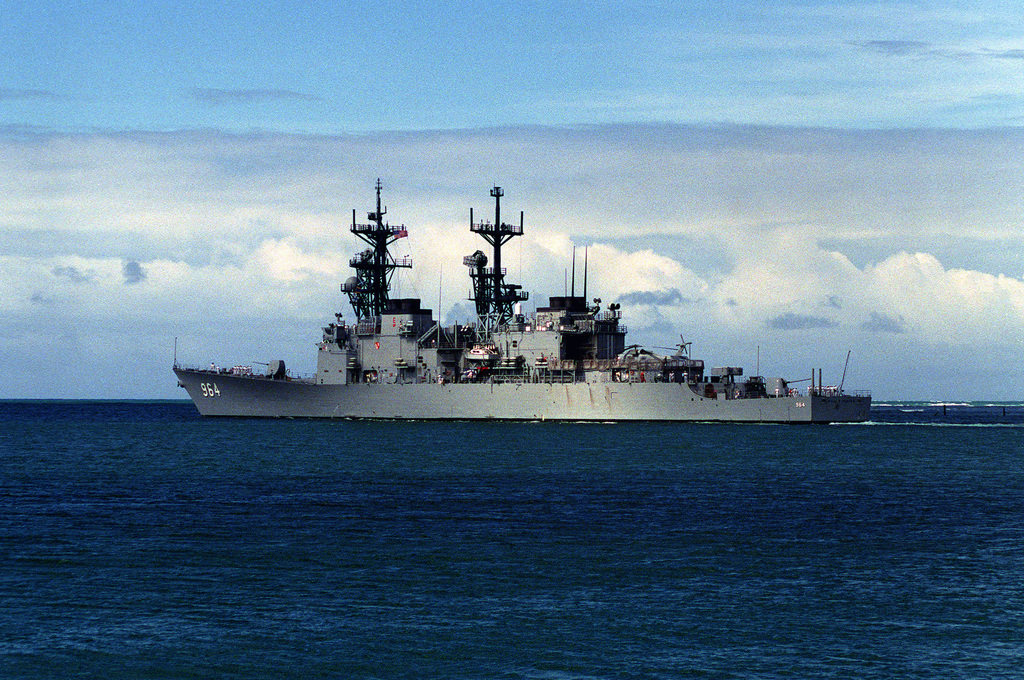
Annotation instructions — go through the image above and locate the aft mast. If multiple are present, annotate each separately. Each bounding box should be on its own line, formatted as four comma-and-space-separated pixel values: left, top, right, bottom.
465, 187, 528, 332
341, 180, 412, 319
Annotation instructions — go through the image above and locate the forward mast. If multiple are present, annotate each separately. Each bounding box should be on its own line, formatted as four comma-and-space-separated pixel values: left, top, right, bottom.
341, 179, 411, 319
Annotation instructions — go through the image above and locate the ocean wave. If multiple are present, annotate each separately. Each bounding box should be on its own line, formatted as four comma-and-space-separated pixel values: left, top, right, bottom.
840, 420, 1024, 428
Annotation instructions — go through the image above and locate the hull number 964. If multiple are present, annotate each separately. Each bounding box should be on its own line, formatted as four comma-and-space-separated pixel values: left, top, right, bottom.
200, 382, 221, 397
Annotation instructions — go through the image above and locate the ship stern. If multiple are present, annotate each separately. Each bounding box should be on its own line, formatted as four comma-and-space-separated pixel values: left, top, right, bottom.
809, 393, 872, 423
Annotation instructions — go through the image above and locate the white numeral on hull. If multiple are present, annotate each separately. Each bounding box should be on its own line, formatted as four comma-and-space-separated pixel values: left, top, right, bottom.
200, 382, 221, 397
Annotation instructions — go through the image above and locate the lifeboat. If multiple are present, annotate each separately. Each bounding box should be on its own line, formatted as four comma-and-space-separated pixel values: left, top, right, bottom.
466, 345, 499, 362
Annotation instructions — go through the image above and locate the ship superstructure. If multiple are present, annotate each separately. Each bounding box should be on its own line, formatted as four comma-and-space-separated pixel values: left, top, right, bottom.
174, 184, 871, 422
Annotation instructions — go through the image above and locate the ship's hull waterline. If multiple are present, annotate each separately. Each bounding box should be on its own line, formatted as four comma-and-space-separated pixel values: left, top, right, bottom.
175, 368, 870, 423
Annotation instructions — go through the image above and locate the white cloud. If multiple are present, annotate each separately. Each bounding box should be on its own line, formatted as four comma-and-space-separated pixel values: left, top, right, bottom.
2, 124, 1024, 399
252, 238, 347, 283
864, 252, 1024, 343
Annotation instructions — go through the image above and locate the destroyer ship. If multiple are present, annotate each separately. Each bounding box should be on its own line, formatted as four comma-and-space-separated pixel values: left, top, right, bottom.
174, 183, 871, 422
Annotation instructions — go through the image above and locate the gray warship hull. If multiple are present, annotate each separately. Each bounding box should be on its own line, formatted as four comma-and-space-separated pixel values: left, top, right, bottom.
175, 183, 871, 423
174, 367, 870, 423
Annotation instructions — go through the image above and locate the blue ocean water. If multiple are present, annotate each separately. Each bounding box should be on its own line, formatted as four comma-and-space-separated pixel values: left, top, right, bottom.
2, 401, 1023, 679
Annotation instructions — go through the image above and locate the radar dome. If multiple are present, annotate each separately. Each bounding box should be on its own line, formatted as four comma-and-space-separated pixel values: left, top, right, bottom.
342, 276, 359, 292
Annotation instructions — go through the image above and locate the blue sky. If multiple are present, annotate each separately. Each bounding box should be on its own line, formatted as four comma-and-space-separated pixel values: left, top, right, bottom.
2, 0, 1024, 400
4, 0, 1023, 132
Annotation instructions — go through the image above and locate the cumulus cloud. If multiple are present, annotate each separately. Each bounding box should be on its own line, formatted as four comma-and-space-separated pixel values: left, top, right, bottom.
862, 252, 1024, 344
1, 124, 1024, 399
